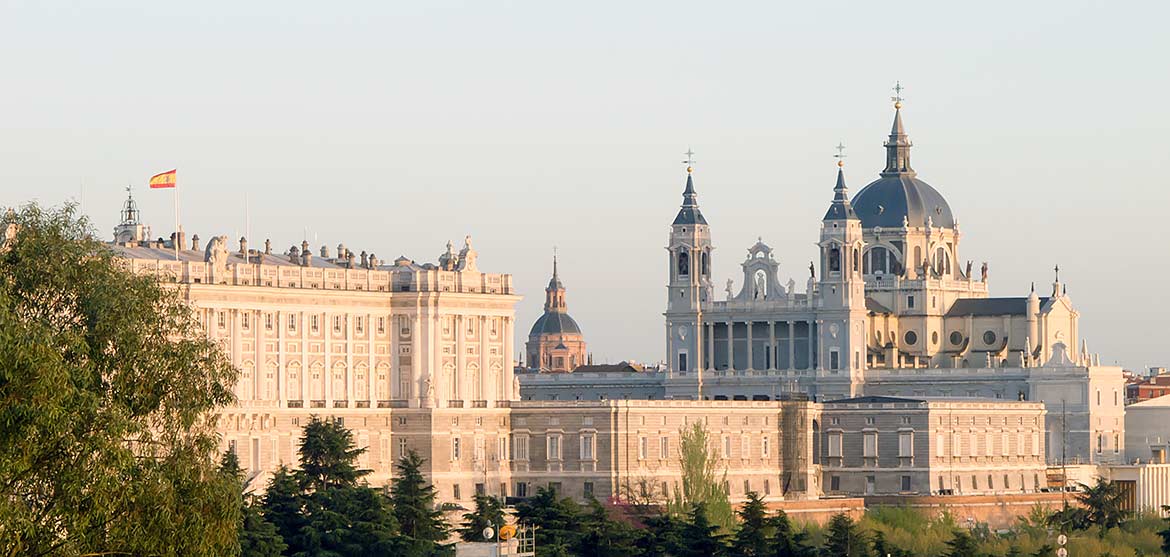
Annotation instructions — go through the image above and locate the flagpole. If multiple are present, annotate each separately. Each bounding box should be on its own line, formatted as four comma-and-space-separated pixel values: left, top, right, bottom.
173, 181, 181, 261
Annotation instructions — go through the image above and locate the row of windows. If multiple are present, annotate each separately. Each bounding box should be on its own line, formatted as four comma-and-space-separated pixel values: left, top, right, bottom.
215, 311, 390, 335
825, 430, 1042, 461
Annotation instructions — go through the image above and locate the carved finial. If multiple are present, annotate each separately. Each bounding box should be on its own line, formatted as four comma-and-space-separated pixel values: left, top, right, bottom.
834, 142, 847, 168
683, 147, 696, 174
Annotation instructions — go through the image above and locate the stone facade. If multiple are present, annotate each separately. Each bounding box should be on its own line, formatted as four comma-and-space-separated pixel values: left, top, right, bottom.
819, 397, 1048, 496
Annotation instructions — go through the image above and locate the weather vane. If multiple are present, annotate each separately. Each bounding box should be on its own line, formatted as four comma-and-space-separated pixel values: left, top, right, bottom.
683, 147, 696, 173
834, 142, 847, 167
891, 81, 905, 108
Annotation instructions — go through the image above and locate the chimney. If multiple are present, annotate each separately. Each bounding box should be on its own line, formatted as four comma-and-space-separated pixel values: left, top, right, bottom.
368, 253, 378, 268
302, 240, 312, 267
192, 234, 201, 251
264, 238, 272, 255
337, 243, 346, 261
320, 245, 329, 258
289, 245, 300, 264
239, 237, 248, 256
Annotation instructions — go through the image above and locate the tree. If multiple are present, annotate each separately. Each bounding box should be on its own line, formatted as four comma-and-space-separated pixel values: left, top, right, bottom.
769, 509, 815, 557
730, 492, 770, 557
678, 503, 727, 557
515, 485, 584, 557
1075, 478, 1128, 531
670, 421, 735, 532
1031, 544, 1056, 557
221, 451, 287, 557
460, 494, 505, 542
943, 530, 979, 557
390, 450, 450, 550
298, 416, 368, 491
262, 465, 306, 545
575, 496, 643, 557
821, 513, 871, 557
1159, 505, 1170, 555
0, 204, 239, 556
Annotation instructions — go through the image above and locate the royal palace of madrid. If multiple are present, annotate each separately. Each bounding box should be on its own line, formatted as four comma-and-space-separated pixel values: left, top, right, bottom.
102, 95, 1130, 509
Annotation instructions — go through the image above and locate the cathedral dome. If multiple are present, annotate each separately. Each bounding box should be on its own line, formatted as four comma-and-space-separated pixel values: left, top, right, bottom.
529, 311, 582, 336
851, 175, 955, 229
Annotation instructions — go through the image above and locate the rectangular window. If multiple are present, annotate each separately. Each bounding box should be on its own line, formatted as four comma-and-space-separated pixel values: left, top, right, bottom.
549, 482, 562, 494
265, 313, 273, 330
829, 350, 840, 370
953, 432, 963, 457
898, 431, 914, 457
1002, 433, 1010, 456
475, 483, 485, 496
356, 316, 364, 333
763, 479, 770, 495
638, 436, 648, 460
722, 435, 731, 459
901, 475, 912, 492
828, 433, 843, 458
380, 437, 390, 462
499, 437, 508, 461
516, 482, 528, 498
218, 312, 226, 328
936, 433, 946, 457
547, 435, 562, 460
288, 314, 297, 331
515, 435, 530, 461
453, 484, 461, 500
907, 295, 915, 309
333, 315, 342, 333
583, 481, 594, 497
660, 436, 669, 459
1032, 432, 1040, 456
761, 436, 770, 458
452, 437, 461, 460
310, 315, 319, 332
830, 475, 840, 491
377, 317, 385, 334
678, 352, 688, 372
242, 312, 250, 329
741, 435, 751, 459
863, 432, 878, 458
580, 434, 595, 460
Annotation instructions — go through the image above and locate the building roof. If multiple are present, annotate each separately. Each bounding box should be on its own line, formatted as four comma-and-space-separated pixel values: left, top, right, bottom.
672, 174, 707, 226
945, 297, 1050, 317
865, 297, 893, 314
1127, 395, 1170, 408
528, 311, 582, 336
825, 395, 1030, 405
573, 362, 646, 374
823, 168, 859, 221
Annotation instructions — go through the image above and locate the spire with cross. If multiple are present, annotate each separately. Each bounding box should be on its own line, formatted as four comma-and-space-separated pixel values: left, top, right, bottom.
682, 147, 696, 174
891, 81, 905, 109
834, 142, 847, 168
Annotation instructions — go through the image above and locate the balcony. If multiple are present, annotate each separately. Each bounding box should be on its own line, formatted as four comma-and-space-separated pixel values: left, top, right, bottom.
471, 400, 488, 408
448, 400, 464, 408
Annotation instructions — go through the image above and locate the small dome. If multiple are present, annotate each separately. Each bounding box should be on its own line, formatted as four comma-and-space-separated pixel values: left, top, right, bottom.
529, 311, 582, 336
850, 175, 955, 229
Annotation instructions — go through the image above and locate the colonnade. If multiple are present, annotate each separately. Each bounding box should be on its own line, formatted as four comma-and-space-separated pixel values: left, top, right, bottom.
702, 319, 822, 372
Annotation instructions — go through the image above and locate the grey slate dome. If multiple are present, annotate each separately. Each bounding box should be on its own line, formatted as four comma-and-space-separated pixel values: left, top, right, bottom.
529, 311, 582, 336
851, 104, 956, 229
852, 175, 955, 229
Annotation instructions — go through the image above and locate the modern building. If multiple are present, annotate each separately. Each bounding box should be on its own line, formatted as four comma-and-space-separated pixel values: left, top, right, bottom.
1126, 371, 1170, 403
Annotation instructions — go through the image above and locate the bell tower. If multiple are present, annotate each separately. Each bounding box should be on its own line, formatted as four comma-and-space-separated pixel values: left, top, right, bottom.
816, 153, 868, 398
665, 151, 712, 388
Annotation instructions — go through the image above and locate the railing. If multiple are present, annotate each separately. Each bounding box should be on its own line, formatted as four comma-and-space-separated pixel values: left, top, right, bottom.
448, 400, 464, 408
471, 400, 488, 408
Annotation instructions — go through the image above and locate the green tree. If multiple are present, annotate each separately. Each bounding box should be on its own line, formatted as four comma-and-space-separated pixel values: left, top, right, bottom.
679, 503, 727, 557
575, 496, 643, 557
262, 465, 306, 544
821, 513, 871, 557
769, 509, 815, 557
298, 416, 368, 491
636, 513, 683, 557
730, 492, 770, 557
1076, 478, 1129, 531
943, 530, 979, 557
459, 494, 505, 542
0, 203, 239, 556
515, 485, 584, 557
1160, 505, 1170, 555
670, 421, 735, 532
1032, 544, 1056, 557
221, 451, 287, 557
390, 450, 451, 551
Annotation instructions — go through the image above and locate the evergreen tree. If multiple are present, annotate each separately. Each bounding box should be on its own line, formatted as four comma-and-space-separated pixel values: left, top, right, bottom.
943, 530, 979, 557
670, 422, 735, 532
262, 465, 307, 546
390, 450, 450, 547
298, 416, 368, 491
769, 509, 815, 557
0, 203, 240, 556
636, 513, 684, 557
1075, 478, 1128, 531
1005, 544, 1022, 557
240, 504, 287, 557
459, 494, 505, 542
821, 513, 870, 557
515, 485, 584, 557
575, 496, 643, 557
730, 492, 770, 557
1160, 505, 1170, 555
678, 503, 727, 557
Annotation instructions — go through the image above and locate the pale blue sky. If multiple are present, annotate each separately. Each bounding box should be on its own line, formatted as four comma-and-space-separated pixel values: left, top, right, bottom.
2, 1, 1167, 370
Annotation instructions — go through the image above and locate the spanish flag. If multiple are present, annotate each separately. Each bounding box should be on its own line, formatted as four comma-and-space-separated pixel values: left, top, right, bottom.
149, 169, 177, 189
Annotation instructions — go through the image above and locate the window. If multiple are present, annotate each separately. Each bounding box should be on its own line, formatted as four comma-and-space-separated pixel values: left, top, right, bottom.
1096, 433, 1103, 454
864, 432, 878, 458
475, 483, 485, 496
265, 313, 273, 330
217, 312, 226, 328
721, 435, 731, 459
581, 434, 595, 460
547, 435, 562, 460
949, 331, 963, 345
638, 436, 648, 460
516, 482, 528, 498
761, 436, 770, 458
310, 315, 319, 332
289, 314, 297, 331
907, 295, 915, 309
583, 482, 594, 497
904, 331, 918, 345
499, 437, 508, 461
936, 433, 946, 457
678, 352, 688, 372
377, 317, 385, 334
983, 331, 997, 345
514, 435, 529, 461
452, 438, 461, 460
830, 475, 840, 491
898, 432, 914, 458
828, 433, 843, 458
901, 475, 912, 492
743, 480, 751, 494
398, 439, 408, 459
1002, 433, 1010, 456
677, 250, 689, 276
453, 484, 461, 500
333, 315, 343, 333
829, 247, 841, 272
829, 350, 840, 370
865, 475, 875, 495
242, 312, 250, 329
1031, 432, 1040, 456
1114, 434, 1120, 454
356, 316, 364, 333
660, 436, 670, 459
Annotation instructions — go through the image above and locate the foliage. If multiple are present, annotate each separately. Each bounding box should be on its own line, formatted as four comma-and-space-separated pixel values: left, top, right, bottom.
821, 513, 871, 557
730, 492, 770, 557
298, 416, 369, 491
390, 449, 451, 550
0, 203, 239, 556
460, 494, 505, 542
943, 530, 979, 557
516, 486, 585, 556
575, 497, 644, 557
669, 421, 735, 532
769, 509, 816, 557
221, 451, 287, 557
678, 503, 727, 557
1161, 506, 1170, 555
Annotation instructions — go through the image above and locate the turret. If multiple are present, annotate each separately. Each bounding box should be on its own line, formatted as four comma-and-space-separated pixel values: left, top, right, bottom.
665, 152, 713, 383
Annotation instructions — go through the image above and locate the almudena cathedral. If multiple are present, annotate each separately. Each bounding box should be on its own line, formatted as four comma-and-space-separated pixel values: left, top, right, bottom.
100, 97, 1163, 513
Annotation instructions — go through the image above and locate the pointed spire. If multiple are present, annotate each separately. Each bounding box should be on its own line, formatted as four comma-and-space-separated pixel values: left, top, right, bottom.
881, 82, 915, 177
672, 149, 707, 225
547, 248, 564, 290
824, 146, 858, 221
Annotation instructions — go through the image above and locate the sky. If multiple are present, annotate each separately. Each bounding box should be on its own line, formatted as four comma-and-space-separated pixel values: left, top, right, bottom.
2, 0, 1167, 371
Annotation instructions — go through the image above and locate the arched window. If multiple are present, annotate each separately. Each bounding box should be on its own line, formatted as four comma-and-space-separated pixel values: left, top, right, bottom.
678, 250, 690, 276
852, 248, 859, 272
934, 247, 951, 276
828, 247, 841, 272
866, 247, 896, 275
701, 251, 709, 276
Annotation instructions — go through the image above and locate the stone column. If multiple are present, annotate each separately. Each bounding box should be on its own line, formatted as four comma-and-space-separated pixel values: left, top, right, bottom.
367, 312, 375, 407
706, 322, 715, 372
768, 322, 776, 371
503, 317, 515, 401
814, 320, 824, 371
807, 320, 815, 372
455, 315, 465, 403
746, 321, 754, 371
299, 311, 308, 403
479, 316, 488, 403
788, 321, 795, 371
277, 310, 285, 407
324, 311, 332, 406
726, 320, 734, 371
